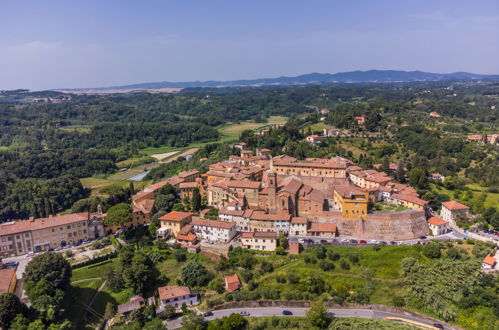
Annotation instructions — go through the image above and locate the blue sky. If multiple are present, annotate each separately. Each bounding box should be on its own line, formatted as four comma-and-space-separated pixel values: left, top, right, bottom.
1, 0, 499, 90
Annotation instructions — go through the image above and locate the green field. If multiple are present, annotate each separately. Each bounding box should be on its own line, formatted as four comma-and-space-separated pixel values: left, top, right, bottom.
245, 316, 417, 329
373, 202, 407, 212
431, 183, 499, 210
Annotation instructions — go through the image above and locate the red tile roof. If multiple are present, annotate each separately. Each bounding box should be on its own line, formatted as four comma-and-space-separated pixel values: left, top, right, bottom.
483, 256, 496, 265
159, 211, 193, 222
289, 242, 300, 255
191, 217, 235, 230
308, 223, 337, 233
224, 274, 241, 292
291, 217, 308, 224
441, 201, 469, 211
0, 267, 16, 294
226, 180, 261, 189
0, 213, 91, 236
158, 286, 191, 300
428, 217, 447, 226
391, 194, 428, 206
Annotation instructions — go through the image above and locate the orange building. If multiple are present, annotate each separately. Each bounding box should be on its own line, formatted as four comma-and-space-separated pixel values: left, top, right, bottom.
333, 185, 368, 219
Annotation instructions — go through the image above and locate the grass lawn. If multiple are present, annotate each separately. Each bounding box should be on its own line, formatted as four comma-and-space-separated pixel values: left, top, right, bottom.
66, 278, 104, 327
302, 121, 329, 133
71, 259, 118, 282
431, 183, 499, 210
373, 202, 407, 212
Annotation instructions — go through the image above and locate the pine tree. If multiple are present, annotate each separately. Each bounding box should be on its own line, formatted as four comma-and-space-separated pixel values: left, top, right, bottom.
396, 160, 406, 183
191, 188, 201, 212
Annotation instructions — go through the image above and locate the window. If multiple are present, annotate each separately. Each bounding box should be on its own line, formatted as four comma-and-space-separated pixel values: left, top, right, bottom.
67, 225, 71, 229
52, 229, 55, 232
8, 245, 13, 250
1, 238, 5, 242
7, 237, 12, 241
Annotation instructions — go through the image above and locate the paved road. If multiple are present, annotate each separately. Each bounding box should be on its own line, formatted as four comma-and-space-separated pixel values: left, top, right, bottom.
166, 307, 446, 329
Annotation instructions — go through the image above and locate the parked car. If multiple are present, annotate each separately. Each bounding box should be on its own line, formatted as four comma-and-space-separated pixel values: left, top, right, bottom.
350, 239, 358, 243
25, 251, 35, 257
320, 240, 328, 244
239, 311, 250, 316
339, 239, 350, 243
389, 241, 397, 245
203, 312, 213, 317
3, 261, 18, 268
433, 324, 444, 329
298, 239, 306, 244
359, 240, 367, 244
282, 310, 293, 315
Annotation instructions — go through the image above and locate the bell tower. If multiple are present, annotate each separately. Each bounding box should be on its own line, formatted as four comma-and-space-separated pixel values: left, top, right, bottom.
266, 170, 277, 214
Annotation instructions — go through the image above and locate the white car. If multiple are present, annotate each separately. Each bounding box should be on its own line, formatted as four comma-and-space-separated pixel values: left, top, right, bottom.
25, 251, 35, 258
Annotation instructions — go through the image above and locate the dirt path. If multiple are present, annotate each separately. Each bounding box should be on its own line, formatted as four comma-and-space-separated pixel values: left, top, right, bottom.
160, 148, 199, 164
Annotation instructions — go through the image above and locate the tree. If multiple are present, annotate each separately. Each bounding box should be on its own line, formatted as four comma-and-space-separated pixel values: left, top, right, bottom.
181, 261, 213, 287
143, 318, 167, 330
123, 253, 156, 295
278, 232, 288, 250
103, 302, 116, 320
381, 157, 390, 173
396, 160, 406, 183
0, 293, 26, 329
180, 312, 207, 330
191, 188, 201, 212
306, 301, 332, 329
24, 253, 71, 294
104, 203, 132, 226
163, 305, 176, 319
422, 243, 441, 259
408, 167, 427, 189
10, 313, 30, 329
207, 313, 248, 330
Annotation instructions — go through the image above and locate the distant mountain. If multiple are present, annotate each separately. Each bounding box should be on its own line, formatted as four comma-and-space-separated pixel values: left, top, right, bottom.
60, 70, 499, 92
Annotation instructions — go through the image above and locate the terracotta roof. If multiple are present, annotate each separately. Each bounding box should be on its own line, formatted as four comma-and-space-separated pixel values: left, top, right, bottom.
0, 267, 16, 294
308, 223, 337, 233
227, 180, 261, 189
132, 198, 155, 214
166, 176, 185, 186
178, 224, 193, 235
441, 201, 469, 211
260, 148, 271, 152
391, 194, 428, 206
219, 209, 245, 217
191, 217, 235, 229
289, 242, 300, 255
241, 231, 277, 239
249, 211, 292, 221
291, 217, 308, 224
224, 274, 241, 292
428, 217, 447, 226
177, 233, 197, 242
179, 182, 198, 189
483, 256, 496, 265
334, 185, 367, 199
158, 286, 191, 300
159, 211, 193, 222
178, 169, 200, 178
0, 213, 92, 236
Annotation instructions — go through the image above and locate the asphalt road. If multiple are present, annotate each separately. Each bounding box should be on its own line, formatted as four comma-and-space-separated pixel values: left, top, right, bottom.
166, 307, 446, 329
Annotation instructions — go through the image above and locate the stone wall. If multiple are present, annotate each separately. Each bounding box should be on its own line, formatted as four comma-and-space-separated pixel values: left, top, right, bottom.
312, 210, 428, 241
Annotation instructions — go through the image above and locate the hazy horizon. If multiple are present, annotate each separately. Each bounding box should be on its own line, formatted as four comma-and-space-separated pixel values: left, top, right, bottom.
2, 0, 499, 90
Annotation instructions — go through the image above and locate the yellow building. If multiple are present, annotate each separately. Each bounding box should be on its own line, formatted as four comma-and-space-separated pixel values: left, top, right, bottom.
333, 185, 368, 219
159, 211, 193, 237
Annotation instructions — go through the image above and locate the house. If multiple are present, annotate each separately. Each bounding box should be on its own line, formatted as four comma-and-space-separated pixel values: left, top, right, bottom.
224, 274, 241, 292
159, 211, 193, 237
240, 231, 277, 251
307, 223, 337, 237
323, 128, 341, 137
0, 267, 17, 294
306, 135, 321, 144
289, 242, 301, 255
117, 297, 145, 317
190, 217, 237, 243
429, 173, 445, 182
486, 134, 499, 145
427, 217, 450, 236
390, 194, 428, 211
429, 112, 441, 118
482, 256, 496, 270
289, 217, 308, 236
440, 201, 470, 222
467, 134, 483, 143
158, 286, 199, 308
333, 185, 369, 219
354, 116, 365, 125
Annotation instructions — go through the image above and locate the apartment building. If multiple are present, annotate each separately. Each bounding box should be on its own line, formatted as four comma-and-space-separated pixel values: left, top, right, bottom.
190, 217, 237, 243
0, 213, 102, 257
289, 217, 308, 236
159, 211, 193, 237
158, 286, 199, 308
440, 201, 470, 222
333, 185, 368, 219
240, 231, 277, 251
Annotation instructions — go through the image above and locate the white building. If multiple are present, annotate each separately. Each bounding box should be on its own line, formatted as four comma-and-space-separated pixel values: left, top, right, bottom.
218, 209, 252, 232
482, 256, 496, 270
427, 217, 450, 236
191, 217, 237, 243
240, 231, 277, 251
441, 201, 470, 222
289, 217, 308, 236
158, 286, 199, 308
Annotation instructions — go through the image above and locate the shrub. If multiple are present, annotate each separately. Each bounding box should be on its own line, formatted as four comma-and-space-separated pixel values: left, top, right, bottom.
340, 260, 350, 270
319, 260, 334, 271
348, 253, 359, 264
65, 250, 73, 258
287, 273, 299, 284
422, 242, 441, 259
392, 295, 405, 307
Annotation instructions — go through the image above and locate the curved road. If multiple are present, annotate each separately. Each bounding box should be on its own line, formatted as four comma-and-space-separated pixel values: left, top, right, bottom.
166, 307, 446, 329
